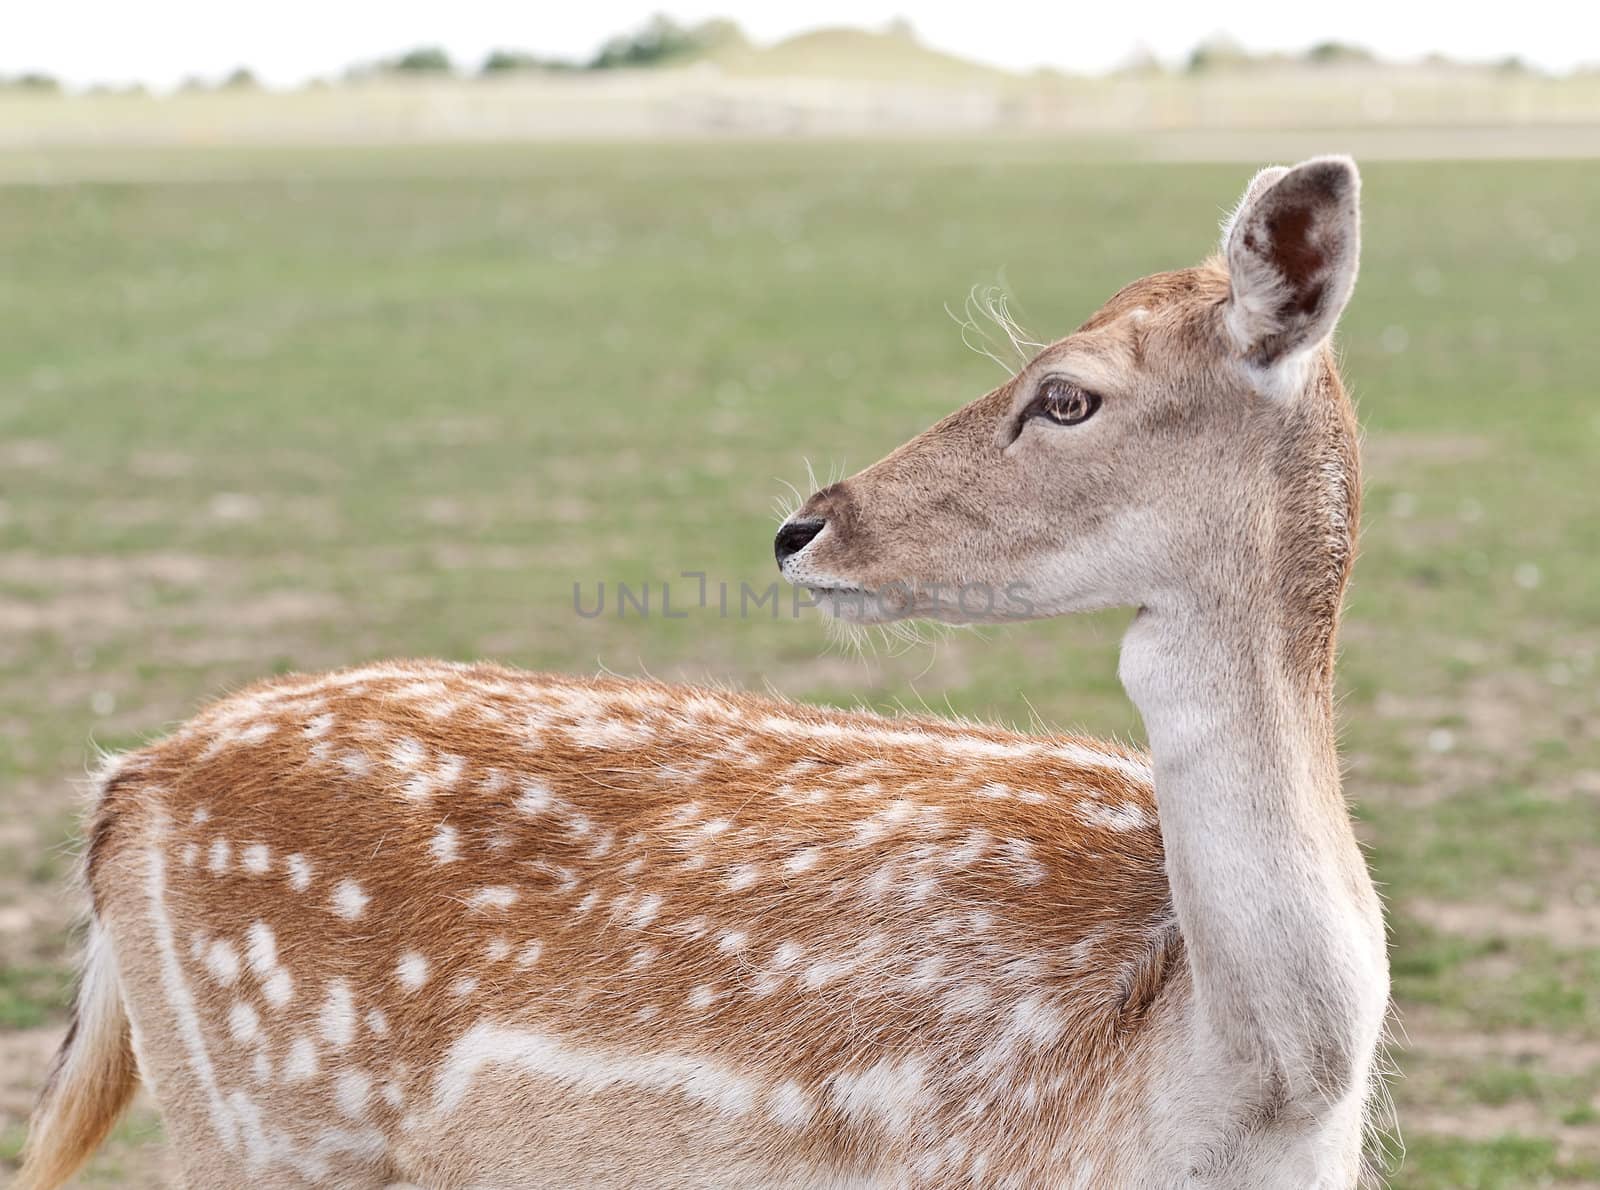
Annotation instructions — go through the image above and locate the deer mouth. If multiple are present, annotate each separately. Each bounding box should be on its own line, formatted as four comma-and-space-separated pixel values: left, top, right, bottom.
803, 583, 897, 624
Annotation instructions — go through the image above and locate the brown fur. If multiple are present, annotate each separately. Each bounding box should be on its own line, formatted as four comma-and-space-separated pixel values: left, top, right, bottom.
41, 664, 1174, 1187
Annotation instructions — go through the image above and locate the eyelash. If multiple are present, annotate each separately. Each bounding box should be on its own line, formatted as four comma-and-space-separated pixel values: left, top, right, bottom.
1028, 377, 1102, 427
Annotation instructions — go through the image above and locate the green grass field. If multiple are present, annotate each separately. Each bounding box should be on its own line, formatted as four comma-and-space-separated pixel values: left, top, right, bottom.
1, 142, 1597, 1186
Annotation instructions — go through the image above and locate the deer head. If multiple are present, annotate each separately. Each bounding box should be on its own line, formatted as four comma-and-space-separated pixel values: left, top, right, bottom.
775, 157, 1363, 663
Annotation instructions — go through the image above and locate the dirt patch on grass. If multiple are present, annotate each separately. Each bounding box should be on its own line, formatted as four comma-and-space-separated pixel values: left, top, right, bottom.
0, 552, 213, 588
1409, 896, 1600, 949
1401, 1017, 1600, 1077
0, 594, 140, 634
1394, 1011, 1600, 1163
0, 441, 64, 470
1370, 663, 1600, 808
1402, 1102, 1600, 1157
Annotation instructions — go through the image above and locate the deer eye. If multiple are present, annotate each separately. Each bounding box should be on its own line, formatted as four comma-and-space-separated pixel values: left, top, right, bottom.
1031, 378, 1101, 426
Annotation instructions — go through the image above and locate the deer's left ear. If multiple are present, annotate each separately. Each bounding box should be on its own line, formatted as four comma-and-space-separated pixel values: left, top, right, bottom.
1223, 156, 1361, 371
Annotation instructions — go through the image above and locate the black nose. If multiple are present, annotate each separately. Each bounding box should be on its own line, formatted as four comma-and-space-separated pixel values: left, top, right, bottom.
774, 519, 825, 567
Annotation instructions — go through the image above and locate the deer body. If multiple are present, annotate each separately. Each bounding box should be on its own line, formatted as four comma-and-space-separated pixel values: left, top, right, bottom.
23, 158, 1388, 1188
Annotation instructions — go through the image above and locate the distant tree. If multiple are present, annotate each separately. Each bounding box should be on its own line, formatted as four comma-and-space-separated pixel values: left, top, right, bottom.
387, 46, 454, 74
1496, 54, 1531, 74
480, 48, 577, 74
224, 66, 259, 89
1305, 41, 1375, 66
4, 72, 61, 91
589, 15, 707, 70
1186, 33, 1253, 73
885, 17, 918, 42
482, 49, 536, 73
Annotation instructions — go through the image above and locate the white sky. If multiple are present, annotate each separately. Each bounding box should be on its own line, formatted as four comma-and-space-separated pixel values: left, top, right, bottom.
9, 0, 1597, 89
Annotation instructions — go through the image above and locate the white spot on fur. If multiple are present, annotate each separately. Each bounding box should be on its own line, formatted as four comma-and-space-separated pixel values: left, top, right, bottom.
181, 842, 199, 867
285, 1036, 319, 1081
629, 946, 659, 970
516, 940, 544, 969
628, 893, 663, 928
429, 824, 459, 864
450, 976, 479, 997
784, 848, 820, 873
396, 952, 429, 991
331, 879, 369, 920
485, 938, 512, 962
726, 864, 759, 891
948, 829, 990, 866
389, 737, 425, 771
1006, 994, 1067, 1049
319, 979, 356, 1049
852, 817, 890, 845
404, 754, 464, 801
770, 1080, 814, 1127
245, 921, 277, 972
207, 839, 232, 874
334, 1069, 371, 1118
238, 722, 276, 745
468, 886, 518, 911
304, 712, 336, 739
1001, 838, 1047, 885
366, 1009, 390, 1037
802, 954, 848, 988
687, 985, 717, 1010
228, 1001, 260, 1043
241, 843, 270, 875
515, 780, 553, 815
828, 1056, 930, 1135
910, 954, 946, 989
666, 801, 703, 827
205, 940, 241, 986
1076, 800, 1152, 832
717, 930, 748, 954
285, 853, 312, 892
773, 941, 804, 968
262, 968, 293, 1008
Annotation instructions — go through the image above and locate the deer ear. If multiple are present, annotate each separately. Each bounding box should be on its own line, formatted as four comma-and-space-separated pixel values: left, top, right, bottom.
1223, 156, 1360, 371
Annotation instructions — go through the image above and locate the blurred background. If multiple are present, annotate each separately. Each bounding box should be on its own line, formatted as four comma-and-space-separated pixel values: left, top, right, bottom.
2, 3, 1598, 1186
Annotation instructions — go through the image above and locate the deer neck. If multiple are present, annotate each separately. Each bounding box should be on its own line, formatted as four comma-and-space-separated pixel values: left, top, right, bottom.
1120, 597, 1343, 820
1118, 590, 1385, 1090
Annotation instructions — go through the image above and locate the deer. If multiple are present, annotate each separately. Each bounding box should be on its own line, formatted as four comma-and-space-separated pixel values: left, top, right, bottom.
20, 156, 1388, 1189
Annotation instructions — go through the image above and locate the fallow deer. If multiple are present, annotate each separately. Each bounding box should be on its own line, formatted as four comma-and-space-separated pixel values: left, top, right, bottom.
21, 156, 1388, 1189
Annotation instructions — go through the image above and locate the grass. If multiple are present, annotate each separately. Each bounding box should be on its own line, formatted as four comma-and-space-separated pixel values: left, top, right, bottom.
0, 141, 1596, 1186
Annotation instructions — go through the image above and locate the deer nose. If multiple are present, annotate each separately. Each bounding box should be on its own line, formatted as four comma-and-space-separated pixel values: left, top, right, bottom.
774, 519, 825, 568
